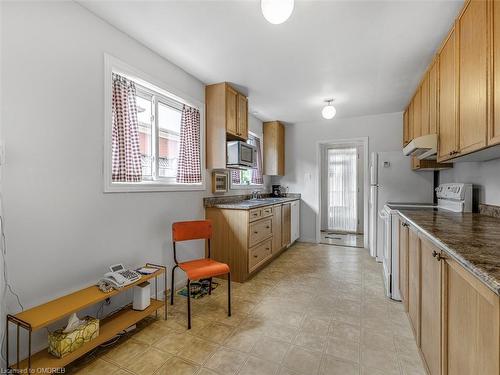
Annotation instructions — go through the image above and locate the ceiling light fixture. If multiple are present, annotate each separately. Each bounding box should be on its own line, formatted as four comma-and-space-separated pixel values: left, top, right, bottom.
322, 99, 336, 119
261, 0, 294, 25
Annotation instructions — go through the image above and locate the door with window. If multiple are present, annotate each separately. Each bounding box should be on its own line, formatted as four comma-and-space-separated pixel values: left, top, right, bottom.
327, 147, 359, 233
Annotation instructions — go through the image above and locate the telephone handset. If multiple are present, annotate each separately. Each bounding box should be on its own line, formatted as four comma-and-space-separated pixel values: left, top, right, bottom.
99, 264, 141, 290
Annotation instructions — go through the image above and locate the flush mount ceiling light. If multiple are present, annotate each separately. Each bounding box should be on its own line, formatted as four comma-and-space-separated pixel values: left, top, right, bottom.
261, 0, 294, 25
322, 99, 336, 119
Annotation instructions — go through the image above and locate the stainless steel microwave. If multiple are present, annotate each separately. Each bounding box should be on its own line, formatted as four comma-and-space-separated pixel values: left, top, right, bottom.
227, 141, 257, 169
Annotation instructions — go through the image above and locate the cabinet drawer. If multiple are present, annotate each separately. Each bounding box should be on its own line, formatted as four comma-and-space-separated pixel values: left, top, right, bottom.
249, 208, 262, 222
249, 218, 272, 247
262, 206, 273, 218
249, 238, 272, 272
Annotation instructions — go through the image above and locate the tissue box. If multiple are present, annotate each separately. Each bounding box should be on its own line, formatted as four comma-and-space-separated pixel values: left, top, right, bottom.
48, 317, 99, 358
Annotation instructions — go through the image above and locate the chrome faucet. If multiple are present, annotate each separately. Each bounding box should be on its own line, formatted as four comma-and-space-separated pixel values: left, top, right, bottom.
251, 190, 261, 200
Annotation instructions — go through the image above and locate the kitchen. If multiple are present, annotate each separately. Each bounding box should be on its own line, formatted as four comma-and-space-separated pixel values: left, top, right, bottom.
1, 1, 500, 375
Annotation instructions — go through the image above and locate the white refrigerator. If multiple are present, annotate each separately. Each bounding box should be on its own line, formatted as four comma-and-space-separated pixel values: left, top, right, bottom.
369, 152, 433, 261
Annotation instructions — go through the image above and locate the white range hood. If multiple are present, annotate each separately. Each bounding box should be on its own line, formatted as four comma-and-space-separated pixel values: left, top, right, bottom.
403, 134, 437, 160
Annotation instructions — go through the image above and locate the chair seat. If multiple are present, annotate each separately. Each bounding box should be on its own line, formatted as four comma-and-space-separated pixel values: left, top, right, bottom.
179, 258, 230, 280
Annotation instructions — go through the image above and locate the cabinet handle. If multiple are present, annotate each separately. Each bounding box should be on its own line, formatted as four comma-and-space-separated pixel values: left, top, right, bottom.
253, 255, 258, 258
402, 222, 409, 227
254, 231, 258, 234
432, 250, 438, 258
266, 226, 270, 229
436, 253, 446, 262
266, 247, 270, 250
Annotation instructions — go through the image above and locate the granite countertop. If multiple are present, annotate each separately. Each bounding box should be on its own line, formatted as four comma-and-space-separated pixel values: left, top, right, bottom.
398, 209, 500, 296
204, 194, 300, 210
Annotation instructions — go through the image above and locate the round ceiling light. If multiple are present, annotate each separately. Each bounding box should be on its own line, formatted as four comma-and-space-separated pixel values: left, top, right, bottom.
322, 99, 336, 119
261, 0, 294, 25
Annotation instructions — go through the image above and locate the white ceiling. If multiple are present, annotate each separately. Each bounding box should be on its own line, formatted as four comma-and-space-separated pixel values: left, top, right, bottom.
80, 0, 464, 123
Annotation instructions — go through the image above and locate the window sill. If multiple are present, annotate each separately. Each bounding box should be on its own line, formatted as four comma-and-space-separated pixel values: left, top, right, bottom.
104, 181, 205, 193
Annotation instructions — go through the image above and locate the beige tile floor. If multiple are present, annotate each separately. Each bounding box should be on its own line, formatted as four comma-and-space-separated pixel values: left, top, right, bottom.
68, 242, 426, 375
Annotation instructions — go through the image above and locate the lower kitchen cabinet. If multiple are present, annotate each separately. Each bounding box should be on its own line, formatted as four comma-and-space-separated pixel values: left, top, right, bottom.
399, 218, 409, 312
419, 236, 442, 375
408, 225, 421, 344
398, 218, 500, 375
443, 255, 499, 375
206, 200, 298, 282
272, 204, 282, 253
282, 202, 291, 248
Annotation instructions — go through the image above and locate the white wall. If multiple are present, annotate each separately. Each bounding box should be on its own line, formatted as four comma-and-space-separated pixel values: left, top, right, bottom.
0, 1, 266, 362
440, 158, 500, 206
0, 1, 6, 369
272, 112, 403, 242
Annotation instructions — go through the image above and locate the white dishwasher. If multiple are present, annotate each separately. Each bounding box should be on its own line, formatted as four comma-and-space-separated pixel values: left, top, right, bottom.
290, 200, 300, 243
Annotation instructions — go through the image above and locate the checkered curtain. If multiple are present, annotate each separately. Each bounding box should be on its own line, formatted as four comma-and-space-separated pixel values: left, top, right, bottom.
251, 136, 264, 184
231, 170, 241, 184
112, 73, 142, 182
176, 105, 201, 183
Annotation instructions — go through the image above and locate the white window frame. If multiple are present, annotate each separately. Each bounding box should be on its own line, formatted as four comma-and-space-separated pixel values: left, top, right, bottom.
103, 54, 205, 193
230, 131, 265, 190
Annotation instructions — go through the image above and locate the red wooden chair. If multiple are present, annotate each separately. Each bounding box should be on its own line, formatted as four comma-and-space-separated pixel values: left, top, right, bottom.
171, 220, 231, 329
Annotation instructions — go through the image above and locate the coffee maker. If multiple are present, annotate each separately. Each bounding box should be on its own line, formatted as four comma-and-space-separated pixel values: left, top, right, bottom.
272, 185, 282, 197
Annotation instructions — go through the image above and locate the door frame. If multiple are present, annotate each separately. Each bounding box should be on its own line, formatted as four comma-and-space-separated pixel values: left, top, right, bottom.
316, 137, 369, 248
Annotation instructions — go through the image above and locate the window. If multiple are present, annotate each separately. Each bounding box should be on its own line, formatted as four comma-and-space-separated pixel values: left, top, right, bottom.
104, 54, 205, 192
136, 86, 183, 180
231, 132, 264, 188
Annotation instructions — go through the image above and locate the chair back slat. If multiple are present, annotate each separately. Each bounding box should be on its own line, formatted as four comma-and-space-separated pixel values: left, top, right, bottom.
172, 220, 212, 242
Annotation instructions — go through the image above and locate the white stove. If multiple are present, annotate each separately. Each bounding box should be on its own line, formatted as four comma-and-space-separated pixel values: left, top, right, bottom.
380, 183, 473, 300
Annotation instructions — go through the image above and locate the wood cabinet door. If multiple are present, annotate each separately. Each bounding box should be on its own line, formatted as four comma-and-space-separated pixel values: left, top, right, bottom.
443, 256, 499, 375
421, 74, 430, 136
225, 85, 238, 137
419, 236, 442, 375
237, 93, 248, 140
409, 100, 415, 141
403, 109, 410, 146
399, 219, 409, 312
438, 28, 459, 161
413, 88, 422, 139
408, 226, 421, 345
272, 204, 282, 253
429, 59, 439, 135
491, 0, 500, 145
277, 123, 285, 175
281, 203, 291, 248
459, 0, 488, 155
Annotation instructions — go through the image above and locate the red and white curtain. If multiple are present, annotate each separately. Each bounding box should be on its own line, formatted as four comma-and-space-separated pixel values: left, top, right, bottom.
112, 73, 142, 182
251, 136, 263, 184
176, 105, 201, 183
231, 170, 241, 184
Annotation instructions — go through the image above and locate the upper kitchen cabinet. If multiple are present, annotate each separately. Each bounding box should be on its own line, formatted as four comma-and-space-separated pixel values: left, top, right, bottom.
237, 93, 248, 140
420, 73, 430, 136
413, 88, 422, 139
403, 109, 410, 146
428, 59, 439, 135
206, 82, 249, 169
491, 0, 500, 145
458, 0, 488, 155
438, 26, 459, 162
263, 121, 285, 176
408, 100, 415, 141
